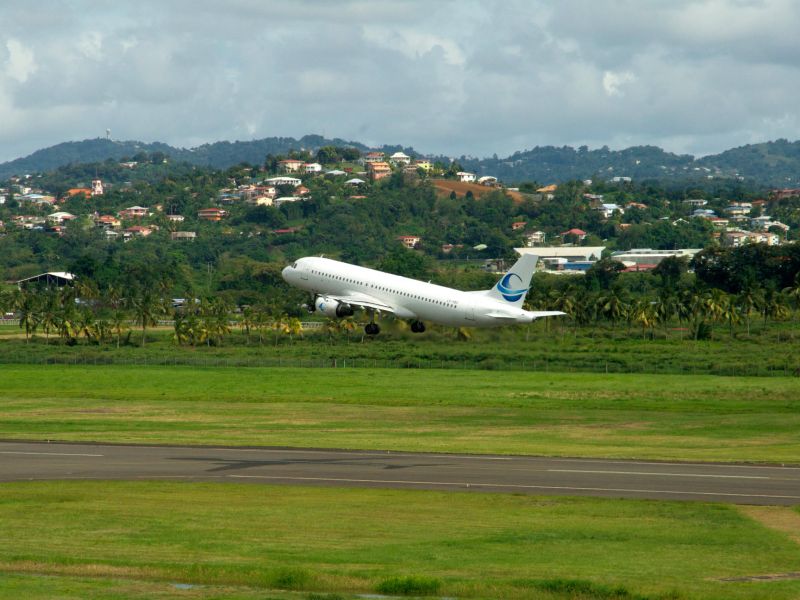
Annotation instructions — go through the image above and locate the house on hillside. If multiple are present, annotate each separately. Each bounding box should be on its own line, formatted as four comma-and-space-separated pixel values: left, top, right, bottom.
456, 172, 476, 183
367, 162, 392, 181
124, 225, 154, 239
198, 208, 228, 221
264, 176, 301, 187
64, 188, 92, 200
278, 159, 304, 173
595, 203, 624, 219
119, 206, 149, 219
389, 152, 411, 166
561, 228, 587, 241
413, 159, 433, 172
525, 231, 546, 246
171, 231, 197, 242
478, 176, 499, 186
363, 151, 385, 164
304, 162, 322, 174
397, 235, 421, 249
47, 211, 76, 225
94, 215, 121, 229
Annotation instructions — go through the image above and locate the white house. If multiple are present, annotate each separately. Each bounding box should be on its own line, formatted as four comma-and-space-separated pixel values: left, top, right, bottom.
304, 163, 323, 174
344, 178, 366, 186
456, 172, 476, 183
595, 203, 624, 219
47, 211, 76, 224
389, 152, 411, 166
525, 231, 546, 246
264, 177, 301, 187
478, 176, 498, 186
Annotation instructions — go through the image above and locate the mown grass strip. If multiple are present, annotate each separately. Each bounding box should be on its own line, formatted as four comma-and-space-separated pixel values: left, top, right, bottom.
1, 481, 799, 599
1, 365, 799, 462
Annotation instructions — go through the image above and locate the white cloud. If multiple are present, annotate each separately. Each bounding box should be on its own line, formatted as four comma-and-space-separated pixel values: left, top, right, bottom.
5, 39, 36, 83
602, 71, 635, 97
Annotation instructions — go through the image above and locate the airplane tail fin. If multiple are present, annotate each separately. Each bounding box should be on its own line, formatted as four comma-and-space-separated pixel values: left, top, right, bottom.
485, 254, 538, 307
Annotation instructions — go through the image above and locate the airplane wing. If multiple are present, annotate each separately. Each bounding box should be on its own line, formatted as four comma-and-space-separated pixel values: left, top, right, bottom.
326, 291, 397, 314
528, 311, 567, 318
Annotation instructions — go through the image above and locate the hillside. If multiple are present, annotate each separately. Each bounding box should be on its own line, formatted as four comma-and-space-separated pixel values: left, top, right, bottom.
3, 136, 800, 187
0, 135, 416, 180
432, 179, 526, 202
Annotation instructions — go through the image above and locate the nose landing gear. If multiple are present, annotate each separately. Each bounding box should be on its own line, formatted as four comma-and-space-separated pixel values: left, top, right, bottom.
410, 320, 426, 333
365, 322, 380, 335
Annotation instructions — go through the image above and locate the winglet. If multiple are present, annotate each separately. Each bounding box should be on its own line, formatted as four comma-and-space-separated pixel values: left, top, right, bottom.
485, 254, 538, 307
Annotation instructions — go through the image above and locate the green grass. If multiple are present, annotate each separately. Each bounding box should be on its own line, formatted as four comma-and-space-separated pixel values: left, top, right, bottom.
1, 365, 799, 462
1, 481, 799, 599
1, 318, 800, 377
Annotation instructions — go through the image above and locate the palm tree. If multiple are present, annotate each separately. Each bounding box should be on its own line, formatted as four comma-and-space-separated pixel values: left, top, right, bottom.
781, 274, 800, 323
654, 292, 677, 336
286, 316, 303, 343
718, 292, 741, 337
736, 288, 760, 335
272, 314, 290, 346
76, 309, 97, 344
109, 308, 129, 348
598, 290, 628, 330
129, 289, 163, 347
630, 298, 656, 339
39, 291, 60, 342
13, 289, 39, 343
240, 306, 255, 344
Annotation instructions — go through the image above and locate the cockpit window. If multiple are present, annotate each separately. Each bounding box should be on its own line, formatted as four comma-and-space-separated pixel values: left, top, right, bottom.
292, 262, 298, 269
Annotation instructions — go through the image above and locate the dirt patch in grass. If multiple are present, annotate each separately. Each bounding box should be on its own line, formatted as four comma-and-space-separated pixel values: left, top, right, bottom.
737, 505, 800, 545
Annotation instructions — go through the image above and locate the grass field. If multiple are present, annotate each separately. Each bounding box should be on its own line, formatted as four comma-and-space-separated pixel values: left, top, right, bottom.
1, 482, 799, 599
2, 319, 800, 377
1, 365, 799, 463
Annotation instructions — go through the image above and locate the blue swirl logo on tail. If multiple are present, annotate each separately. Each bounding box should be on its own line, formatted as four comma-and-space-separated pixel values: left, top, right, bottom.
496, 272, 527, 302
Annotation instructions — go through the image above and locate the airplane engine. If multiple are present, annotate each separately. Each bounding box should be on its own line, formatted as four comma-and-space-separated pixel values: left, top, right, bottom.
314, 296, 354, 318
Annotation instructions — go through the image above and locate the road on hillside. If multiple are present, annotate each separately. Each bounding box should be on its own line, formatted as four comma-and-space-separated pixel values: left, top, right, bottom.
1, 441, 799, 505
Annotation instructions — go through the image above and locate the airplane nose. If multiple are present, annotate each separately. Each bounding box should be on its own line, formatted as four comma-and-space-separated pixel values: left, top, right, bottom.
281, 266, 291, 282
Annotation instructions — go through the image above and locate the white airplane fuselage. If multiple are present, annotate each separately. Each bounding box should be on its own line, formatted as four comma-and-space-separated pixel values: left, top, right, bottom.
282, 256, 544, 328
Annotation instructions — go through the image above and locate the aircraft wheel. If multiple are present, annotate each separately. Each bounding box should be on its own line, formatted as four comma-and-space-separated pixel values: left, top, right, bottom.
411, 321, 426, 333
365, 323, 380, 335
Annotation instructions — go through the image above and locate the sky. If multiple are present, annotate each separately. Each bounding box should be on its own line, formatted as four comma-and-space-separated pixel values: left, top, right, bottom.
2, 0, 800, 163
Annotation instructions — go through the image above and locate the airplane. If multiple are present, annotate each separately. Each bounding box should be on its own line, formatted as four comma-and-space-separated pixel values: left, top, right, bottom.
281, 254, 565, 335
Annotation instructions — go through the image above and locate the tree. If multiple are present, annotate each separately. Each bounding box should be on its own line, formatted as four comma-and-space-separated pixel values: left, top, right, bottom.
583, 259, 624, 291
129, 288, 164, 346
13, 290, 39, 343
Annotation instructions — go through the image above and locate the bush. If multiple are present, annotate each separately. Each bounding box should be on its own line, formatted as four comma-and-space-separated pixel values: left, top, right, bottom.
376, 575, 441, 596
269, 567, 310, 590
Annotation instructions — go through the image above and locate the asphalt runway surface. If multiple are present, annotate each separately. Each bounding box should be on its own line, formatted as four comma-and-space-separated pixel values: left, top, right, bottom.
1, 440, 799, 505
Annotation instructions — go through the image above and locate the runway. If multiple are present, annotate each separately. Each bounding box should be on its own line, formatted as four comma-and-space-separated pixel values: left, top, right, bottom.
1, 440, 799, 505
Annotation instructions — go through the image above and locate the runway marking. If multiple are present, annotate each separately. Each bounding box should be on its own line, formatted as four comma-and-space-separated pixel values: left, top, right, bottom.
227, 474, 800, 500
0, 451, 103, 457
548, 469, 769, 480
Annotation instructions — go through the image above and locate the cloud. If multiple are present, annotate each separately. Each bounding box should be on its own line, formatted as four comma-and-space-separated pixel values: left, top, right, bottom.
602, 71, 636, 97
5, 39, 36, 82
1, 0, 800, 162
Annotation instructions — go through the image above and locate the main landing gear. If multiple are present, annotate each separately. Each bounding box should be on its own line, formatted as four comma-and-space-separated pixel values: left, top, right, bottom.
410, 320, 426, 333
365, 308, 380, 335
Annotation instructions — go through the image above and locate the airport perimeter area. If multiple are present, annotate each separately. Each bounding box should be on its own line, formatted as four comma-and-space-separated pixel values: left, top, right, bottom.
1, 364, 799, 599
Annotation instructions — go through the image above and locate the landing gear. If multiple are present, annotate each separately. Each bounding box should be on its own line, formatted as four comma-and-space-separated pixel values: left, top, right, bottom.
365, 322, 381, 335
410, 320, 426, 333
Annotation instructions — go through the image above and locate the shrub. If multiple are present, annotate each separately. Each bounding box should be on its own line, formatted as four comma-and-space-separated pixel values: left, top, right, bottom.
376, 575, 441, 596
